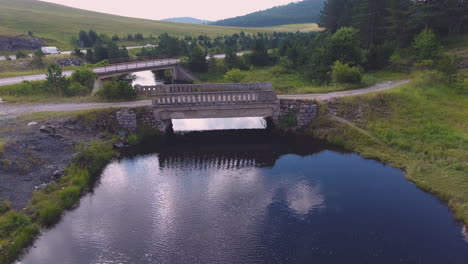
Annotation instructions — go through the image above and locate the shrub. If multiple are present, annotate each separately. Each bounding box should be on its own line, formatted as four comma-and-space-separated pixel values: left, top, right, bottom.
46, 63, 68, 96
74, 141, 116, 177
187, 45, 208, 72
127, 134, 140, 145
273, 57, 295, 74
30, 49, 45, 68
331, 61, 362, 84
15, 50, 28, 59
330, 27, 363, 66
436, 54, 461, 86
224, 69, 245, 83
68, 165, 90, 187
37, 202, 62, 226
278, 112, 298, 130
237, 54, 251, 70
414, 59, 434, 70
72, 47, 84, 57
65, 82, 89, 97
0, 201, 12, 215
388, 50, 413, 72
70, 67, 96, 90
59, 186, 81, 209
97, 79, 137, 101
412, 28, 441, 61
0, 211, 29, 236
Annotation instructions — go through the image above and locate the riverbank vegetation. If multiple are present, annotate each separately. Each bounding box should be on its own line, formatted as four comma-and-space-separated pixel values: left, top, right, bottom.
309, 70, 468, 225
0, 137, 117, 263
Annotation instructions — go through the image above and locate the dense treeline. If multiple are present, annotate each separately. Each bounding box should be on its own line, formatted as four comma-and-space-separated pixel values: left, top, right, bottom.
212, 0, 325, 27
246, 0, 468, 84
136, 32, 314, 58
320, 0, 468, 48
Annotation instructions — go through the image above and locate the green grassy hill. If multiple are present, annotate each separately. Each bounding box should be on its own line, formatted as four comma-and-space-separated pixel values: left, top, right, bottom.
0, 0, 318, 50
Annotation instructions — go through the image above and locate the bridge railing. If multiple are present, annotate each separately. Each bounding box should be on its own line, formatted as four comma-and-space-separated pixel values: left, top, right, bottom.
152, 90, 277, 106
135, 83, 273, 96
93, 58, 179, 75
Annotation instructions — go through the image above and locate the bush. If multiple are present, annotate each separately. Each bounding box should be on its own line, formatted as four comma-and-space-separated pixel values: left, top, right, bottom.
412, 28, 441, 61
273, 57, 295, 74
188, 46, 208, 72
30, 49, 45, 68
45, 63, 68, 95
224, 69, 245, 83
97, 79, 137, 101
127, 134, 140, 145
65, 82, 89, 97
37, 202, 62, 226
278, 112, 298, 130
70, 67, 96, 90
330, 27, 363, 66
59, 186, 81, 209
74, 141, 116, 177
0, 201, 11, 215
0, 211, 29, 236
436, 54, 462, 86
388, 50, 413, 72
331, 61, 362, 84
15, 50, 28, 59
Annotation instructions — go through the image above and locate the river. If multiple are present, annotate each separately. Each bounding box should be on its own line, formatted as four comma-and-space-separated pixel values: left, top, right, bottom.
18, 118, 468, 263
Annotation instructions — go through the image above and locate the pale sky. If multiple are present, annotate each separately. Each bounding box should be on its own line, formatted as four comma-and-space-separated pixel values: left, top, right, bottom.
41, 0, 298, 21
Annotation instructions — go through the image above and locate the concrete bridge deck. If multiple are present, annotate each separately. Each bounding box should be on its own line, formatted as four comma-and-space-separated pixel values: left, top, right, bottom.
134, 83, 280, 121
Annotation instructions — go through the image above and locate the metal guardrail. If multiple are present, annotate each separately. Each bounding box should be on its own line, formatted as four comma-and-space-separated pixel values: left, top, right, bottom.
93, 58, 179, 75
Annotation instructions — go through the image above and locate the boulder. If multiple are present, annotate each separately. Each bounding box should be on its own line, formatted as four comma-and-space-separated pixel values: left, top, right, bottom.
39, 125, 55, 134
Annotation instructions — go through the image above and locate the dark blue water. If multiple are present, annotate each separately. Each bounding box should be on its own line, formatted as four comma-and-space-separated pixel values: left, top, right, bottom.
19, 128, 468, 264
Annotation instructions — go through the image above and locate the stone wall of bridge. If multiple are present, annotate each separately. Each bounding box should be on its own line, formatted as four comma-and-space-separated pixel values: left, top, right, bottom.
278, 99, 318, 129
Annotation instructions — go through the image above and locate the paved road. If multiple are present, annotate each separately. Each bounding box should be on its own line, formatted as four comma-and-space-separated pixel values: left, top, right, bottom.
0, 52, 244, 86
0, 58, 179, 86
0, 80, 410, 120
0, 46, 145, 61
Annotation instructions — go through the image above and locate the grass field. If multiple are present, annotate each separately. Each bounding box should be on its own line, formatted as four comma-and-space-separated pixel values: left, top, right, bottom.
0, 0, 319, 50
310, 70, 468, 226
196, 66, 410, 94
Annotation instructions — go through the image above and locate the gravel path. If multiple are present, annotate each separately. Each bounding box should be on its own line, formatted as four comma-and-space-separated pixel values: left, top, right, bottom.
0, 79, 410, 120
278, 79, 411, 101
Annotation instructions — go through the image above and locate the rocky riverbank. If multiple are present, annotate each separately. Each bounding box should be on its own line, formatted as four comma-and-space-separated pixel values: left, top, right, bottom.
0, 109, 133, 209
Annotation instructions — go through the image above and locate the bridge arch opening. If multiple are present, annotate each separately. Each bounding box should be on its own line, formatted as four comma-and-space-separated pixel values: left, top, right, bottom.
172, 117, 268, 132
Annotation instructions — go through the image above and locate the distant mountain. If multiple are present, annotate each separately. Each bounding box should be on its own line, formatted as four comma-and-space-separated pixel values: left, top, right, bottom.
212, 0, 325, 27
161, 17, 212, 25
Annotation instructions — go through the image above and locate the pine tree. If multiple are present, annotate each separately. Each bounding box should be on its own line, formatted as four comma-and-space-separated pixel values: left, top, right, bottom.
319, 0, 354, 33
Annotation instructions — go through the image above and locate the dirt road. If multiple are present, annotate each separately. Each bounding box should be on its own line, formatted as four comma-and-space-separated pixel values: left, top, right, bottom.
0, 79, 410, 120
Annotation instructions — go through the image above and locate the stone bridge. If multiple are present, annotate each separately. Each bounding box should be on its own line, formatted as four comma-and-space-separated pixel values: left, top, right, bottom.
117, 83, 318, 132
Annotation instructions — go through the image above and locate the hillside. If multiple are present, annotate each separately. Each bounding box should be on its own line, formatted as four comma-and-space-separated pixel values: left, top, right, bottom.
0, 0, 315, 50
212, 0, 325, 27
161, 17, 212, 25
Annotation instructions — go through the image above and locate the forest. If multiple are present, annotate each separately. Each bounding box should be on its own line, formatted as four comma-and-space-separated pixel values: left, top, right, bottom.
212, 0, 325, 27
